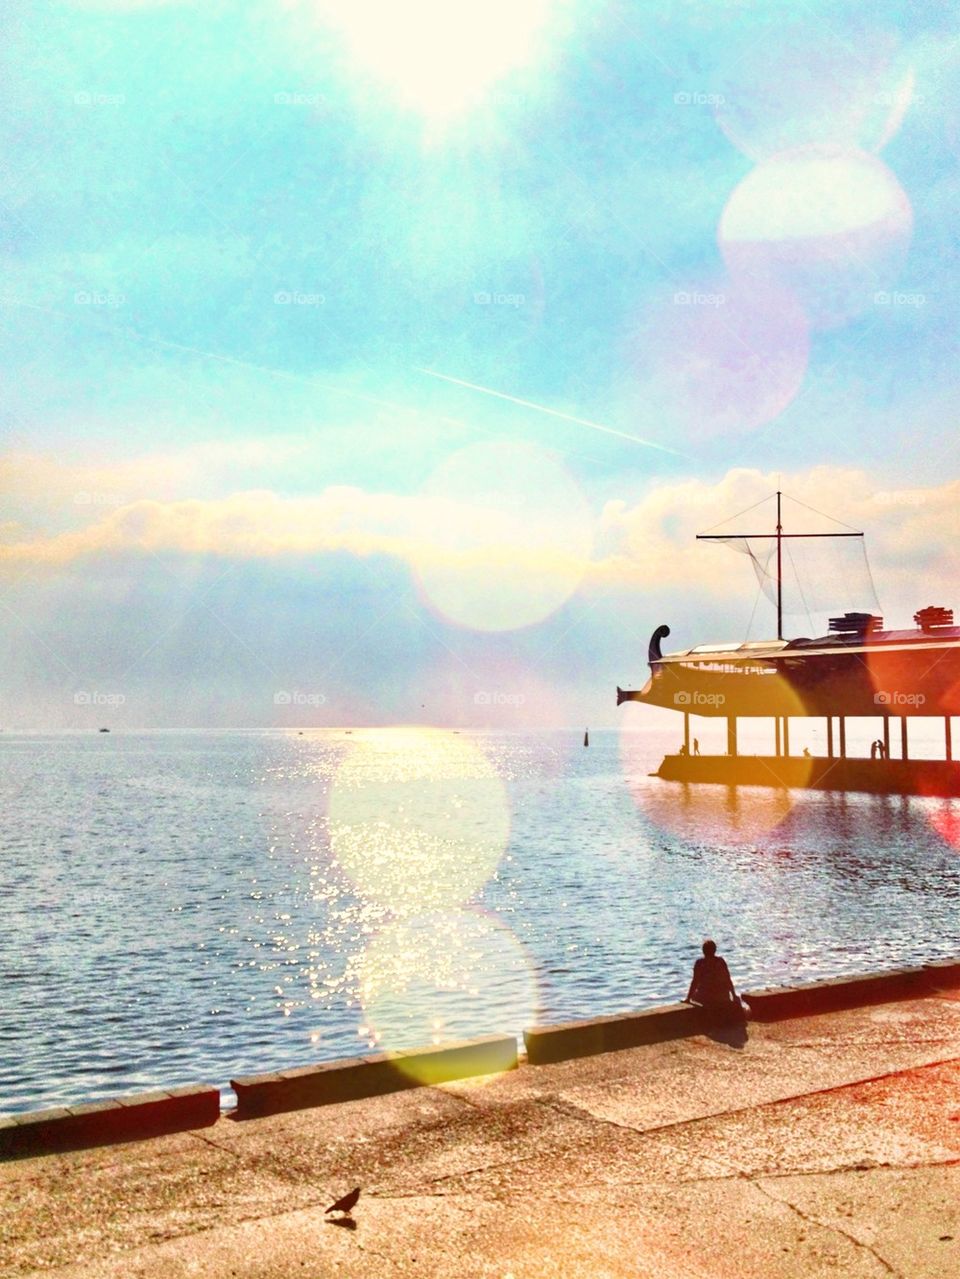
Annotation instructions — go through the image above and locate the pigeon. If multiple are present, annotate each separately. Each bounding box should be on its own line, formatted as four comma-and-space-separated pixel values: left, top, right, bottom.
326, 1187, 361, 1215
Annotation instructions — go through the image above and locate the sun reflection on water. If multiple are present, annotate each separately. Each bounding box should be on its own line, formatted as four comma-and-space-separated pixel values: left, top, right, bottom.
322, 727, 534, 1075
328, 726, 512, 914
356, 909, 538, 1075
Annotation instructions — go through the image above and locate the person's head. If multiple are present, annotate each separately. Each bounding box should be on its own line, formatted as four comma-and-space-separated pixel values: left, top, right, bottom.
702, 939, 717, 957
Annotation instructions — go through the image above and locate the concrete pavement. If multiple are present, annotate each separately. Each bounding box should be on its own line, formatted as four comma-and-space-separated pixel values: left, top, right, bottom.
4, 992, 960, 1277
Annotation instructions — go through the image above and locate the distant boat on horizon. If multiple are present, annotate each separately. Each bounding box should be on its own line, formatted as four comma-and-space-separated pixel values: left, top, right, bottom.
98, 727, 110, 733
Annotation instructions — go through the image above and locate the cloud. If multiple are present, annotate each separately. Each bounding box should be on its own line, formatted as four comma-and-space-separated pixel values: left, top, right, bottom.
0, 441, 314, 519
593, 466, 960, 622
0, 485, 592, 584
3, 461, 959, 628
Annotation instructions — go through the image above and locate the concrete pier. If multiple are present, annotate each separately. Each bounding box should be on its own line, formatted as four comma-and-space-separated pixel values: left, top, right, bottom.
4, 987, 960, 1277
657, 751, 960, 795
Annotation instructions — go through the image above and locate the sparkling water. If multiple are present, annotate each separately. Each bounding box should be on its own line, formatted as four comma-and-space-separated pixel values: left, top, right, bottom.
3, 727, 959, 1113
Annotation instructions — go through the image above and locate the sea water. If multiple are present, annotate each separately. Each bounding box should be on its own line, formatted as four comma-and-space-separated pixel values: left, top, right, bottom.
3, 727, 959, 1113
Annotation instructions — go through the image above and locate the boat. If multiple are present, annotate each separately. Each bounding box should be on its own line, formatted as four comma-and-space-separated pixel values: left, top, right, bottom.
98, 727, 110, 733
617, 491, 960, 795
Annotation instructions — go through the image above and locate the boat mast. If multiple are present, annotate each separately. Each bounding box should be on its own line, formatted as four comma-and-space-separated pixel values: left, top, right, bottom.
695, 492, 865, 642
776, 490, 783, 642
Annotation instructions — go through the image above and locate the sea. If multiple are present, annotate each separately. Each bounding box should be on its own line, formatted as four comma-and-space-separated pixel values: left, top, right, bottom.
3, 726, 960, 1114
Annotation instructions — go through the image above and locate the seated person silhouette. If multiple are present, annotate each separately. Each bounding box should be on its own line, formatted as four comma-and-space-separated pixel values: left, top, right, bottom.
685, 940, 744, 1021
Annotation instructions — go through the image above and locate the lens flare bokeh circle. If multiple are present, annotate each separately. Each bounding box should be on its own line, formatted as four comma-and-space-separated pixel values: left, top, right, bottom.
328, 727, 511, 915
626, 280, 810, 440
619, 679, 816, 844
714, 22, 914, 161
356, 909, 538, 1079
415, 441, 593, 632
720, 146, 913, 330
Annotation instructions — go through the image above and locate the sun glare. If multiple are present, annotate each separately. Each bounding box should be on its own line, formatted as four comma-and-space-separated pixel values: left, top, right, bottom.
315, 0, 556, 117
328, 728, 511, 915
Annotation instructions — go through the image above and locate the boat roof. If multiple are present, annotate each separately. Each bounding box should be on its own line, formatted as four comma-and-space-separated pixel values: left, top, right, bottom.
661, 627, 960, 663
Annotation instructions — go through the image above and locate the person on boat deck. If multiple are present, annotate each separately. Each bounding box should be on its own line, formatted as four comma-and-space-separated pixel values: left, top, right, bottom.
685, 940, 741, 1015
693, 738, 701, 755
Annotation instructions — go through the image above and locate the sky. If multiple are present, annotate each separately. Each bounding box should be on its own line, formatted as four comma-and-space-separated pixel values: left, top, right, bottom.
2, 0, 960, 729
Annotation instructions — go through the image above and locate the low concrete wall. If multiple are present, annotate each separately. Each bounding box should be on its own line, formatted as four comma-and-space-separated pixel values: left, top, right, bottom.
524, 961, 960, 1060
922, 958, 960, 987
231, 1034, 518, 1119
0, 1084, 219, 1160
742, 966, 931, 1021
523, 1003, 705, 1066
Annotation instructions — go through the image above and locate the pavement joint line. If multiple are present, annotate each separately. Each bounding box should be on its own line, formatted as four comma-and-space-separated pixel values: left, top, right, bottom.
369, 1190, 470, 1200
436, 1083, 492, 1112
626, 1051, 960, 1140
629, 1069, 951, 1279
754, 1155, 960, 1182
749, 1176, 905, 1278
519, 1053, 960, 1146
422, 1051, 960, 1157
552, 1154, 960, 1193
761, 1036, 960, 1049
421, 1149, 550, 1188
534, 1094, 654, 1139
188, 1131, 244, 1161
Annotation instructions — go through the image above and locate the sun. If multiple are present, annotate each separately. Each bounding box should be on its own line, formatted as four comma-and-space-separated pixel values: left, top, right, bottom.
315, 0, 557, 118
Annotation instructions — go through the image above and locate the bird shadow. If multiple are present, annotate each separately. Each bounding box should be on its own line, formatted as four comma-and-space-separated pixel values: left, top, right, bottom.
326, 1217, 357, 1232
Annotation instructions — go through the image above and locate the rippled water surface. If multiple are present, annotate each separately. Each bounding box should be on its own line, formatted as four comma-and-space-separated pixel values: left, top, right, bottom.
4, 727, 960, 1113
